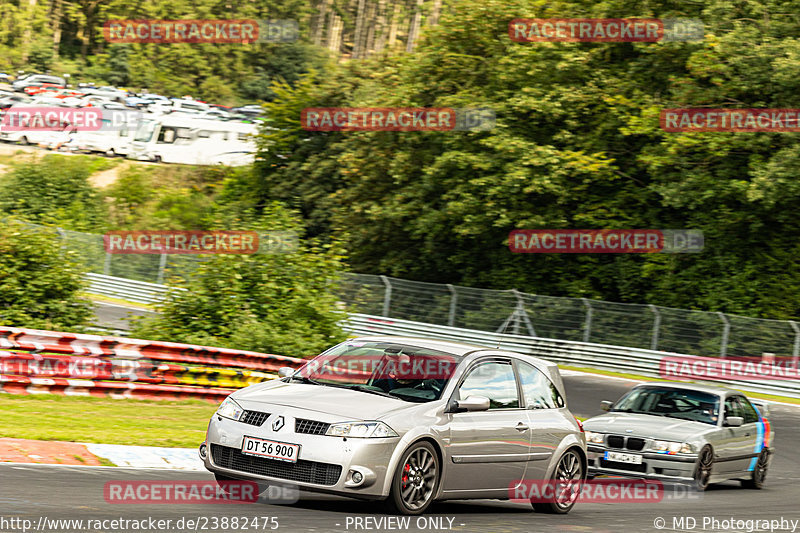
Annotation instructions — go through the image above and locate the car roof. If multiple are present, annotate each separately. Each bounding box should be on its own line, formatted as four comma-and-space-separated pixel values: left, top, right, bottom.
633, 381, 742, 397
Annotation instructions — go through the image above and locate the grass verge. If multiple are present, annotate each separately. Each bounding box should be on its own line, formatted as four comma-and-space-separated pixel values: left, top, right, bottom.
0, 394, 217, 448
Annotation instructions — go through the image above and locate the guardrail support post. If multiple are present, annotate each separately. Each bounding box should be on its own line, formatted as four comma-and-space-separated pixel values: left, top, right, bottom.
649, 304, 661, 351
380, 275, 392, 317
582, 298, 593, 343
789, 321, 800, 367
718, 312, 730, 358
156, 253, 167, 285
103, 252, 112, 276
511, 289, 537, 337
447, 284, 457, 327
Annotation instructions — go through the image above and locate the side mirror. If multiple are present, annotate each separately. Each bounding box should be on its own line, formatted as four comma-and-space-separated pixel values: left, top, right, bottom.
600, 400, 613, 411
724, 416, 744, 427
448, 395, 490, 413
278, 367, 295, 379
751, 400, 770, 418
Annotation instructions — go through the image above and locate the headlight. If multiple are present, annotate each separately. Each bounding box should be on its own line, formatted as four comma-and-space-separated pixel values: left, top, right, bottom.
216, 397, 244, 421
326, 421, 398, 438
585, 431, 605, 444
652, 440, 693, 454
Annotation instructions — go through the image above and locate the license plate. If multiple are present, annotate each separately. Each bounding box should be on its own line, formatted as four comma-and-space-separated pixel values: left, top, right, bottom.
605, 451, 643, 464
241, 436, 299, 463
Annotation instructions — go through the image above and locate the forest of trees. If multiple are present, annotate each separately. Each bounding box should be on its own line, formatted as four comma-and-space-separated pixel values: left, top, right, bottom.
0, 0, 444, 103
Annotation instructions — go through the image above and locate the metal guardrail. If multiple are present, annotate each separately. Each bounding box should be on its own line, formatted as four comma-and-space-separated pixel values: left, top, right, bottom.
85, 273, 184, 304
344, 313, 800, 399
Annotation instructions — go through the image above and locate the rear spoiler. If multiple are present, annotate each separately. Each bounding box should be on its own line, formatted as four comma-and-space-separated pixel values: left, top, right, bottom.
751, 399, 771, 418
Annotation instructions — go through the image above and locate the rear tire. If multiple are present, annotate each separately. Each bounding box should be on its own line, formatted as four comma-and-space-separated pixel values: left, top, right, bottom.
693, 445, 714, 491
532, 448, 585, 514
387, 441, 440, 515
741, 449, 769, 489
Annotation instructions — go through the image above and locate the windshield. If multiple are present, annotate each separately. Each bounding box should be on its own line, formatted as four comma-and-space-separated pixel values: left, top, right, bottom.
292, 340, 462, 403
611, 387, 720, 425
133, 120, 156, 142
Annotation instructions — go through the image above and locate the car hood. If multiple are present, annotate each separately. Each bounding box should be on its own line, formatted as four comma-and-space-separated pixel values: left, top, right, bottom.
232, 381, 411, 420
583, 413, 716, 441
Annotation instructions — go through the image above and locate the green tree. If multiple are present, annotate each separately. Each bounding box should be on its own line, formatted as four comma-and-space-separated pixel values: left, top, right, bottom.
131, 203, 348, 356
0, 218, 92, 330
0, 155, 109, 232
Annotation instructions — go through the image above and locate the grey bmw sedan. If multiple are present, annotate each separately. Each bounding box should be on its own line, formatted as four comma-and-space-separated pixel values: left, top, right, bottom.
201, 336, 587, 514
583, 382, 774, 490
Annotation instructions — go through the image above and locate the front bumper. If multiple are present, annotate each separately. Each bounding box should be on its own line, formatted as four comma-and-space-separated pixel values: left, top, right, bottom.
587, 445, 698, 482
203, 414, 400, 500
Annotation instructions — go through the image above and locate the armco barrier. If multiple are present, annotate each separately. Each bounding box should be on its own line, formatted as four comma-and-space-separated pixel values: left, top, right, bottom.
0, 327, 307, 401
85, 273, 180, 304
343, 313, 800, 399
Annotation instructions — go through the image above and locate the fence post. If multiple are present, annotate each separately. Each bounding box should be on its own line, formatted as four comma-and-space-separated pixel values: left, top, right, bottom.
649, 304, 661, 351
447, 284, 457, 327
582, 298, 593, 343
103, 252, 112, 276
789, 321, 800, 367
380, 275, 392, 317
156, 253, 167, 285
718, 312, 730, 358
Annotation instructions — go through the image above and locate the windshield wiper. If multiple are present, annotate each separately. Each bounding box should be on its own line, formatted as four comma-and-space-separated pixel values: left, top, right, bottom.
349, 385, 397, 399
290, 375, 322, 386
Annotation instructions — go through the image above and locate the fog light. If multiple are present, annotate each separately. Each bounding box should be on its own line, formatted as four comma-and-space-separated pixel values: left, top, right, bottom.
198, 443, 207, 459
352, 471, 363, 484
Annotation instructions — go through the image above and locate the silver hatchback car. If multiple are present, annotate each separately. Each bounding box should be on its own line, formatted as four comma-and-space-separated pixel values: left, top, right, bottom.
201, 336, 587, 514
583, 382, 774, 490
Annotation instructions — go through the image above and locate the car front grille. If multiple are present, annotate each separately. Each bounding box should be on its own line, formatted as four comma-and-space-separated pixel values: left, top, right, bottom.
606, 435, 646, 451
240, 410, 270, 426
210, 444, 342, 486
295, 418, 330, 435
599, 458, 647, 473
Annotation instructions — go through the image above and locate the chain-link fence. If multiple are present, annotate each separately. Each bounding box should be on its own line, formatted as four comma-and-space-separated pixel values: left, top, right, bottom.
339, 273, 800, 362
20, 222, 800, 361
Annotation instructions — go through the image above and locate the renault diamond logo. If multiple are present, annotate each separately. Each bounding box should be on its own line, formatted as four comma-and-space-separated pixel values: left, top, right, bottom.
272, 415, 285, 432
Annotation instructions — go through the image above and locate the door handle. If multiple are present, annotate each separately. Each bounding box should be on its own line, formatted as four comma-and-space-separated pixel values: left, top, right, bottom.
515, 422, 529, 432
744, 433, 751, 437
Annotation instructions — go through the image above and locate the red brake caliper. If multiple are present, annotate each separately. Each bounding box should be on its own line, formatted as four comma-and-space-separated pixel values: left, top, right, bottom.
402, 463, 411, 486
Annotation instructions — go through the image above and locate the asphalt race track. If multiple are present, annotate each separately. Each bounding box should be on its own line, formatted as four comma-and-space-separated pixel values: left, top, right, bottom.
1, 373, 799, 533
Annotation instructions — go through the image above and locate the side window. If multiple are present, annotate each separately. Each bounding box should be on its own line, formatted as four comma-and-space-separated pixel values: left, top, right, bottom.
724, 396, 743, 419
738, 397, 759, 424
157, 127, 176, 144
518, 361, 564, 409
457, 361, 519, 409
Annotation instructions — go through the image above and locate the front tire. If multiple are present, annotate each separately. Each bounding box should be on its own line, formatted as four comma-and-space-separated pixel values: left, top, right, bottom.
741, 449, 769, 489
693, 445, 714, 491
387, 441, 440, 515
532, 448, 585, 514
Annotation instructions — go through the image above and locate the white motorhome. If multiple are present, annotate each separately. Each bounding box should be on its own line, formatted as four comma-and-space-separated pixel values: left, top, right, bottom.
68, 109, 140, 156
127, 115, 258, 166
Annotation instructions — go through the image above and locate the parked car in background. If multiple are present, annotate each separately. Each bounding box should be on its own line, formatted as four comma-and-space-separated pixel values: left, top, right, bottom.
583, 382, 774, 491
12, 74, 66, 92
